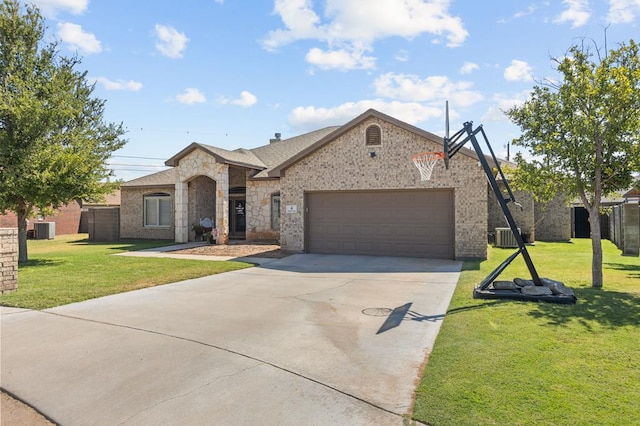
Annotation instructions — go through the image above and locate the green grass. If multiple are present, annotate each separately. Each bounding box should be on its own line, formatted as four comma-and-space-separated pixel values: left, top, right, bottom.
412, 239, 640, 426
0, 234, 253, 310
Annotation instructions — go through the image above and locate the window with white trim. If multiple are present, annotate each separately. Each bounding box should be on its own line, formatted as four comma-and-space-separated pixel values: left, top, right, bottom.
144, 193, 171, 227
271, 192, 281, 231
365, 124, 382, 146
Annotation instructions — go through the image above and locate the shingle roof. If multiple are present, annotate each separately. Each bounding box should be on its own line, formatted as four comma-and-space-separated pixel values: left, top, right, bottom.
165, 143, 266, 169
122, 108, 481, 186
120, 168, 176, 187
250, 126, 340, 178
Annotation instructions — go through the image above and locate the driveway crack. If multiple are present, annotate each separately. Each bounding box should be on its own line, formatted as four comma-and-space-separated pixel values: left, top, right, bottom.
117, 364, 261, 425
43, 311, 404, 420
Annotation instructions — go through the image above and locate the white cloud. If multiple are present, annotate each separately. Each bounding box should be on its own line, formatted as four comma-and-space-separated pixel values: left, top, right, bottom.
482, 91, 531, 122
513, 4, 538, 19
154, 24, 189, 59
263, 0, 468, 70
176, 88, 206, 104
607, 0, 640, 24
94, 77, 143, 91
460, 61, 478, 75
373, 72, 483, 107
288, 100, 442, 132
395, 49, 410, 62
57, 22, 102, 55
218, 91, 258, 107
305, 47, 376, 70
504, 60, 533, 82
30, 0, 88, 17
554, 0, 590, 28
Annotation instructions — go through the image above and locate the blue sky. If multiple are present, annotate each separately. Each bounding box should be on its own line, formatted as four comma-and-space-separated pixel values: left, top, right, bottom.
29, 0, 640, 181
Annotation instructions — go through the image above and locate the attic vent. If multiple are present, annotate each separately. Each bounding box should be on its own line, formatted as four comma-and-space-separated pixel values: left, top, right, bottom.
365, 125, 381, 146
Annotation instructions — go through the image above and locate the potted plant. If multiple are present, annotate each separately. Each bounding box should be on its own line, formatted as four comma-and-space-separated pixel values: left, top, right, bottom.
192, 223, 204, 241
202, 228, 217, 244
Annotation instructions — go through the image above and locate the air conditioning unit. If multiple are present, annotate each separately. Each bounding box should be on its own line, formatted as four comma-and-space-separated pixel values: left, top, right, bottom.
34, 222, 55, 240
495, 227, 520, 248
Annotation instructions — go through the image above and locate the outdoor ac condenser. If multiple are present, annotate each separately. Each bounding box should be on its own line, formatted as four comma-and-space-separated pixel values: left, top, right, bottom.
34, 222, 55, 240
495, 227, 520, 248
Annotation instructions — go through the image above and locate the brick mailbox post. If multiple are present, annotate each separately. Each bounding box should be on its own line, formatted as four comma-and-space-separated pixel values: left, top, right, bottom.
1, 228, 18, 293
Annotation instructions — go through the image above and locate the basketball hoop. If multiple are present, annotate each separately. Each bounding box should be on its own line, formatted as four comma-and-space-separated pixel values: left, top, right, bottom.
412, 151, 444, 181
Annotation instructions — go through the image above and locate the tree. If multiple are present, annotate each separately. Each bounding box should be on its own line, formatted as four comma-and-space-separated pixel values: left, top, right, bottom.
506, 39, 640, 288
0, 0, 126, 262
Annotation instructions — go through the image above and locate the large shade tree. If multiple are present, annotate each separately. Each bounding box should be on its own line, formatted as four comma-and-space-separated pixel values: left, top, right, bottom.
0, 0, 126, 262
506, 39, 640, 288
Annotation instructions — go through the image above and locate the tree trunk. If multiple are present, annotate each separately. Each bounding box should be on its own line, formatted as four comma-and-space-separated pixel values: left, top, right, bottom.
16, 200, 30, 263
589, 207, 603, 288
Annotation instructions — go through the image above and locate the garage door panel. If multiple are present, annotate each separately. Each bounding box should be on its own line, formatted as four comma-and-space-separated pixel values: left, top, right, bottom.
307, 190, 454, 259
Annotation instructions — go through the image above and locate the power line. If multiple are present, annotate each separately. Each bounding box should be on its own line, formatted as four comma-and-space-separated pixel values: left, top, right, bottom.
111, 155, 167, 160
108, 163, 168, 167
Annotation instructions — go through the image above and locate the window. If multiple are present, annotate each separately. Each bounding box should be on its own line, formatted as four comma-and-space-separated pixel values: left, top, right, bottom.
144, 193, 171, 227
271, 193, 281, 231
365, 124, 382, 146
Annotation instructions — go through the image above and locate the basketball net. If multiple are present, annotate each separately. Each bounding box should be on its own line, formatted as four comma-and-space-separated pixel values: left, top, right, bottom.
412, 151, 444, 181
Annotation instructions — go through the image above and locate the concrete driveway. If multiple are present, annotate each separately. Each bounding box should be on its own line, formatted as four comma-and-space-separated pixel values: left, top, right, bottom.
1, 254, 461, 425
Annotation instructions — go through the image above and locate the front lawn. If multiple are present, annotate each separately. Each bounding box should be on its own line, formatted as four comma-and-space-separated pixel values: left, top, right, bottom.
412, 239, 640, 425
0, 234, 253, 310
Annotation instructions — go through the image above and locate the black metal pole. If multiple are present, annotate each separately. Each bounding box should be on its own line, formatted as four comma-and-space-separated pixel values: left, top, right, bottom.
461, 122, 542, 288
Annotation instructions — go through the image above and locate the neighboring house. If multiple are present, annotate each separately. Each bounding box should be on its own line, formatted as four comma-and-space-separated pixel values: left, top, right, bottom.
120, 109, 488, 259
0, 201, 82, 236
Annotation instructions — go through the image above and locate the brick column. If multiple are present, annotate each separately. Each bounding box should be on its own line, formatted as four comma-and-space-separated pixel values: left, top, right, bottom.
1, 228, 18, 293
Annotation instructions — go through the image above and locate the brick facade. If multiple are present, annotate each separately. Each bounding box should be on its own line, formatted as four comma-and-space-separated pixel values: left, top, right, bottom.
488, 186, 535, 242
120, 186, 175, 240
187, 175, 217, 241
535, 194, 571, 241
1, 228, 18, 293
280, 117, 488, 259
0, 201, 82, 236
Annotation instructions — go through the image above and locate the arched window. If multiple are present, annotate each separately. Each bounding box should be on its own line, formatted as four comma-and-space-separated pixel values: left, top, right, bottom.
144, 192, 171, 227
365, 124, 382, 146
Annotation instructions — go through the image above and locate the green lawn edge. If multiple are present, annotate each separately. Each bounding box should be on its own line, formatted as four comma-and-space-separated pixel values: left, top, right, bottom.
0, 235, 253, 310
412, 239, 640, 426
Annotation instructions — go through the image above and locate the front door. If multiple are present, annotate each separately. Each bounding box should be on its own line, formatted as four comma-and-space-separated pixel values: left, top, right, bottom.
229, 198, 246, 239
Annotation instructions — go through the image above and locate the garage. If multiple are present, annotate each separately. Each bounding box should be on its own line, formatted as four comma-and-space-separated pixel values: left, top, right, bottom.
305, 189, 454, 259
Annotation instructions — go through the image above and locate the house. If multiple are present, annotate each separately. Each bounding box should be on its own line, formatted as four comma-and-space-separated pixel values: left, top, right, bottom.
0, 201, 82, 236
120, 109, 488, 259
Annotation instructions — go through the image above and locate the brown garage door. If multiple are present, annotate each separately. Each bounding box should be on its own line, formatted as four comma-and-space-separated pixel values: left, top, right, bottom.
306, 190, 454, 259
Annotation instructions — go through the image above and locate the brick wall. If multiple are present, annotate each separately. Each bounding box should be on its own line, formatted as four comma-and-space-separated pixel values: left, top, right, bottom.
246, 179, 280, 241
120, 186, 175, 240
187, 176, 216, 241
280, 117, 487, 259
0, 201, 82, 235
535, 194, 571, 241
1, 228, 18, 293
487, 185, 535, 242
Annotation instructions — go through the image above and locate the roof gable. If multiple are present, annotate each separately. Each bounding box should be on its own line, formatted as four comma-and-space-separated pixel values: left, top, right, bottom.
165, 142, 265, 169
266, 108, 457, 177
